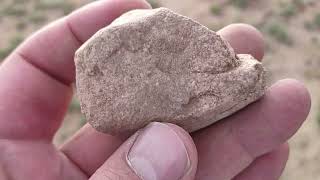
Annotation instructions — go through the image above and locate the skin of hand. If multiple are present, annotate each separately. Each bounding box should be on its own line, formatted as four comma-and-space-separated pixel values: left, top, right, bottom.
0, 0, 311, 180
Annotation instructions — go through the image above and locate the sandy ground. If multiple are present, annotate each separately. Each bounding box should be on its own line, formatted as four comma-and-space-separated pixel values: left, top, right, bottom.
1, 0, 320, 179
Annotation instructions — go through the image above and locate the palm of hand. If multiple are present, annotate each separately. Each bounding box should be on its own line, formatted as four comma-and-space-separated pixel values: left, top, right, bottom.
0, 1, 310, 180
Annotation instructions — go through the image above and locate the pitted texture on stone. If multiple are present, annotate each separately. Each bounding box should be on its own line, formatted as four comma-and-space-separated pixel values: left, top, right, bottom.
75, 8, 267, 134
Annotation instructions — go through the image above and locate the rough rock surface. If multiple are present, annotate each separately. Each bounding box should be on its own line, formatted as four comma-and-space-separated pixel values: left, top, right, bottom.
75, 7, 267, 134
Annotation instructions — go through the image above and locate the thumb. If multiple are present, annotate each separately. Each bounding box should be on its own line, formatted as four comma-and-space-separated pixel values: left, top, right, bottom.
90, 122, 198, 180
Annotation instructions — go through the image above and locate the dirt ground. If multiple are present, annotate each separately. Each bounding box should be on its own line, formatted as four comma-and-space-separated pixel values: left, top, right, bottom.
1, 0, 320, 179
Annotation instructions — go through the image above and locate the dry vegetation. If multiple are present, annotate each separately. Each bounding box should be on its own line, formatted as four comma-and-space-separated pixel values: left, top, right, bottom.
0, 0, 320, 179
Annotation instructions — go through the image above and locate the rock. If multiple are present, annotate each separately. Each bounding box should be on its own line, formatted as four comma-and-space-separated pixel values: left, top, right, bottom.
75, 7, 267, 134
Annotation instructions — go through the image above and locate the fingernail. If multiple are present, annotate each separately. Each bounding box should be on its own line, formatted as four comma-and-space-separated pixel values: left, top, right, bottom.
127, 122, 190, 180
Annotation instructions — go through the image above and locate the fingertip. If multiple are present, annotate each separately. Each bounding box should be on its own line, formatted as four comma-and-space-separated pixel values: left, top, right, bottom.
126, 122, 197, 180
279, 79, 311, 107
271, 79, 311, 118
165, 123, 194, 144
166, 123, 198, 157
161, 123, 198, 179
218, 23, 265, 61
267, 79, 311, 140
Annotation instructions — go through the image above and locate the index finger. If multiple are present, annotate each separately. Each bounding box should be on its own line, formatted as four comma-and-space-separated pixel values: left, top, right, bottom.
0, 0, 151, 140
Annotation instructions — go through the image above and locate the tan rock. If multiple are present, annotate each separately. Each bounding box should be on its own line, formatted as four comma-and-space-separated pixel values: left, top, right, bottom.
75, 8, 267, 134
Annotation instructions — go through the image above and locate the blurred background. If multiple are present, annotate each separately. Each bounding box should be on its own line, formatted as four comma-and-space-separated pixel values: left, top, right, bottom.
0, 0, 319, 179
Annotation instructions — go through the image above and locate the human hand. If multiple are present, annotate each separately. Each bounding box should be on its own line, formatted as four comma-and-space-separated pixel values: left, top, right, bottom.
0, 0, 311, 180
